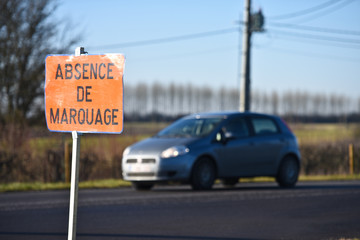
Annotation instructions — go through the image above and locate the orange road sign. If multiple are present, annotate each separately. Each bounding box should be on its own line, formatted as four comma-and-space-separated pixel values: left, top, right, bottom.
45, 54, 125, 133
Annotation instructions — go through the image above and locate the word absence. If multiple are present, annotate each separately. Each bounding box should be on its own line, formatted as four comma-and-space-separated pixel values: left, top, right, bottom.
45, 54, 125, 133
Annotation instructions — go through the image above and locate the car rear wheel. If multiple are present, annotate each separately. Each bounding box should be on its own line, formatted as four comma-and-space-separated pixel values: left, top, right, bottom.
276, 155, 299, 188
132, 182, 154, 191
191, 157, 216, 190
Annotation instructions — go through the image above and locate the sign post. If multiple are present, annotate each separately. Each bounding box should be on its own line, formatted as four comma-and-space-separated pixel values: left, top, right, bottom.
45, 47, 125, 240
68, 130, 80, 240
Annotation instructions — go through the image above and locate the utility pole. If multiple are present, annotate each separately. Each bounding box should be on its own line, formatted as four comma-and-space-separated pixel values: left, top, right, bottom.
239, 0, 264, 112
239, 0, 251, 112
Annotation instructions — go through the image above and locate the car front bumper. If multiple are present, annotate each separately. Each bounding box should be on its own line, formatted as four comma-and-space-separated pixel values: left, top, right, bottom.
122, 154, 194, 182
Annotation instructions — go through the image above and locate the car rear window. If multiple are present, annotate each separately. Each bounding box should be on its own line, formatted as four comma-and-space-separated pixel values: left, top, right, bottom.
251, 117, 279, 135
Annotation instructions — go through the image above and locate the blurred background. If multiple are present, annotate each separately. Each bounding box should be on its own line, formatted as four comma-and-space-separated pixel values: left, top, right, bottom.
1, 0, 359, 185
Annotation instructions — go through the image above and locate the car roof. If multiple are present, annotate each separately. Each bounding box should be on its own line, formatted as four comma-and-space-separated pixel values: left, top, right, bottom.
184, 111, 277, 119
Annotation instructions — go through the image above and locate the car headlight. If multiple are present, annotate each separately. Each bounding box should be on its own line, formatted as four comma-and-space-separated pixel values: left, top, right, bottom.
161, 146, 189, 158
123, 147, 131, 156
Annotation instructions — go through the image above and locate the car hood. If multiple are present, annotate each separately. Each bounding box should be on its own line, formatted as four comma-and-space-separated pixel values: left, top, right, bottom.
127, 137, 196, 155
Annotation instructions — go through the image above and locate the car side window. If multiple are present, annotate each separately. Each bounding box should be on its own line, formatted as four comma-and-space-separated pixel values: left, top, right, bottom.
251, 117, 279, 135
223, 118, 249, 138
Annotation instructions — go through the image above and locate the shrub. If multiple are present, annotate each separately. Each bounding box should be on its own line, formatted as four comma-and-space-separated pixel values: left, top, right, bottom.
300, 140, 360, 175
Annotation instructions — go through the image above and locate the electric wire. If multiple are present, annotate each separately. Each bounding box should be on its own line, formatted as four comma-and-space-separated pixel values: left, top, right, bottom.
290, 0, 355, 24
267, 22, 360, 37
268, 0, 340, 20
268, 30, 360, 51
270, 29, 360, 46
263, 46, 360, 63
88, 28, 238, 50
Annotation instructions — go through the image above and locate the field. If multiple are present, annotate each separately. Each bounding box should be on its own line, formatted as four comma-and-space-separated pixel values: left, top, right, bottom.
291, 123, 359, 144
0, 122, 359, 184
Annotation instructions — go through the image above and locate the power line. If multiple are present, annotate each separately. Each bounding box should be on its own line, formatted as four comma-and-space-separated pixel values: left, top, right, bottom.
129, 45, 237, 63
268, 22, 360, 36
264, 46, 360, 63
268, 0, 340, 20
270, 29, 360, 45
268, 29, 360, 50
292, 0, 355, 24
88, 28, 238, 50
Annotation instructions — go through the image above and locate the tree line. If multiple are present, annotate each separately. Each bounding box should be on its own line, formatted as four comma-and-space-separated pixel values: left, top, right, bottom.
124, 82, 359, 118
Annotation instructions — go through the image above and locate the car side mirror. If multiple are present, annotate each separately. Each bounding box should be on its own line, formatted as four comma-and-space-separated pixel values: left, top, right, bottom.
215, 132, 223, 143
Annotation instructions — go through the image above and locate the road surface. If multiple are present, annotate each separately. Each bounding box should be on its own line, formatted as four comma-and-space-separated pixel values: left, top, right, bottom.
0, 181, 360, 240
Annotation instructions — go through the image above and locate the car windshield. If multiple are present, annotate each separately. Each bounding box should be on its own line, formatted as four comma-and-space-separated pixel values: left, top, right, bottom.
156, 117, 223, 138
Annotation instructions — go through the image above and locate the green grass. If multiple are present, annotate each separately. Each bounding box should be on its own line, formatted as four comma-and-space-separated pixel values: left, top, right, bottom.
299, 174, 360, 181
238, 174, 360, 183
1, 175, 360, 193
0, 179, 131, 193
290, 123, 359, 144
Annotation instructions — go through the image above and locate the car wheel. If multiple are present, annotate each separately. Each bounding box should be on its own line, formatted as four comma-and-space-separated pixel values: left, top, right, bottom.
132, 182, 154, 191
276, 155, 299, 188
221, 178, 239, 187
191, 157, 216, 190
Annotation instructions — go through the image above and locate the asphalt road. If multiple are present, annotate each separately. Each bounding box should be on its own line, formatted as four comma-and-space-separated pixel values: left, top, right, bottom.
1, 181, 360, 240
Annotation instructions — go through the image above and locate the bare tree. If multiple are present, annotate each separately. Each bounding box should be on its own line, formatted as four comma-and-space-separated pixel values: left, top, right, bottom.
124, 84, 135, 114
0, 0, 78, 123
330, 93, 338, 115
169, 83, 176, 115
251, 89, 261, 112
298, 91, 309, 115
261, 91, 269, 113
270, 91, 279, 115
311, 94, 321, 116
201, 86, 213, 112
186, 83, 193, 113
282, 91, 294, 115
177, 84, 184, 114
218, 87, 226, 111
229, 89, 239, 111
135, 83, 148, 115
194, 86, 201, 112
151, 82, 163, 114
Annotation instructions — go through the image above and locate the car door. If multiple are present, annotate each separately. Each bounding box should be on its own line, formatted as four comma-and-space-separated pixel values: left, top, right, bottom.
247, 116, 286, 175
214, 116, 254, 177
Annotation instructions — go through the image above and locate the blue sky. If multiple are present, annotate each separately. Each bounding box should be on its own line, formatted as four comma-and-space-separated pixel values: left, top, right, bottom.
55, 0, 360, 100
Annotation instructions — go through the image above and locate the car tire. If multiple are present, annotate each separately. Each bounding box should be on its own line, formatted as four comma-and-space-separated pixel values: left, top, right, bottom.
191, 157, 216, 190
276, 155, 299, 188
221, 178, 239, 187
132, 182, 154, 191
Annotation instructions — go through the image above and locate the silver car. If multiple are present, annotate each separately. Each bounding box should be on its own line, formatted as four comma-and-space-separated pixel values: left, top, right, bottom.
122, 112, 301, 190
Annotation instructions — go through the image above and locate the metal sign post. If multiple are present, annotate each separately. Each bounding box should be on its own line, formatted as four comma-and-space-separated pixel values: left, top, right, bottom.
68, 131, 81, 240
67, 47, 85, 240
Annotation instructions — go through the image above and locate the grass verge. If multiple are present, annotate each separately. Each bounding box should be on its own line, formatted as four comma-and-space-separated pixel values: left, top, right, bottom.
0, 179, 131, 193
1, 175, 360, 193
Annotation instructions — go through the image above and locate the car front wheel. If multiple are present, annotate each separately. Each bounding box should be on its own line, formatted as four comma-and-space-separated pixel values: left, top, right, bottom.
276, 155, 299, 188
191, 157, 216, 190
